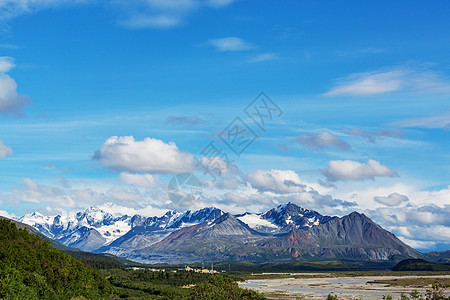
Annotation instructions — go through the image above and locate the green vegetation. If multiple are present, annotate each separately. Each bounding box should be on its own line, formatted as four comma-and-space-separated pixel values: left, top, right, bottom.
66, 251, 147, 270
102, 268, 265, 299
393, 259, 450, 272
326, 285, 450, 300
2, 217, 449, 299
186, 259, 385, 274
0, 218, 112, 299
0, 218, 266, 299
369, 277, 450, 288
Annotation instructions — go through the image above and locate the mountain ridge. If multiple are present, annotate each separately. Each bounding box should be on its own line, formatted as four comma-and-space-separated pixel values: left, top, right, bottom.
15, 203, 428, 264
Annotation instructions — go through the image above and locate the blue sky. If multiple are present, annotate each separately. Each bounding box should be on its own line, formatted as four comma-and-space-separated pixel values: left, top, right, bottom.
0, 0, 449, 252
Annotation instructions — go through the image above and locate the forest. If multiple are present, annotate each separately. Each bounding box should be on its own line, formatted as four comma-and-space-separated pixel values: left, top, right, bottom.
0, 218, 265, 299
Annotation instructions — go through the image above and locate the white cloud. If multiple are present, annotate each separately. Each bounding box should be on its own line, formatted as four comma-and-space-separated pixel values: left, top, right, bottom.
0, 0, 236, 29
207, 37, 255, 51
113, 0, 236, 29
219, 183, 356, 214
0, 210, 16, 219
0, 0, 90, 22
322, 159, 397, 182
0, 57, 30, 115
397, 237, 437, 250
0, 56, 14, 72
7, 178, 74, 206
93, 136, 196, 174
97, 202, 168, 218
119, 14, 181, 29
327, 183, 450, 250
390, 223, 450, 247
410, 185, 450, 207
106, 0, 198, 29
325, 67, 450, 96
245, 169, 305, 194
325, 70, 404, 96
396, 113, 450, 129
198, 156, 240, 178
247, 53, 279, 63
206, 0, 236, 7
0, 140, 13, 157
0, 177, 169, 210
106, 186, 142, 202
373, 192, 409, 206
119, 172, 159, 188
296, 130, 351, 151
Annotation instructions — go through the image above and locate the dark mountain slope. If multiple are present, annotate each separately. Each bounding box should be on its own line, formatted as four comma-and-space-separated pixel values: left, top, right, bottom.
136, 210, 422, 263
309, 212, 419, 253
392, 259, 450, 271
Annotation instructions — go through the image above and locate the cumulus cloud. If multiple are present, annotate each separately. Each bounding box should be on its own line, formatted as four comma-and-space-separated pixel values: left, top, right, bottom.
207, 37, 255, 51
0, 56, 14, 72
165, 115, 207, 126
362, 189, 450, 250
396, 237, 438, 250
390, 223, 450, 250
374, 192, 409, 206
119, 172, 159, 188
0, 140, 13, 157
0, 57, 30, 115
5, 178, 73, 206
247, 53, 279, 63
321, 159, 397, 182
202, 177, 242, 190
295, 130, 351, 151
381, 205, 450, 227
93, 136, 196, 174
344, 127, 403, 143
325, 67, 450, 96
221, 184, 356, 215
198, 156, 240, 178
0, 177, 171, 210
245, 169, 305, 194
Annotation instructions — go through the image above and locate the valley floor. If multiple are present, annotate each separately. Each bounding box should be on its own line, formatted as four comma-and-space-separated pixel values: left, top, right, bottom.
239, 274, 450, 299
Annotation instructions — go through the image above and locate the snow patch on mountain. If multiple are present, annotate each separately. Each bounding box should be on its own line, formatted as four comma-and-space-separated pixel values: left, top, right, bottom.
236, 213, 279, 230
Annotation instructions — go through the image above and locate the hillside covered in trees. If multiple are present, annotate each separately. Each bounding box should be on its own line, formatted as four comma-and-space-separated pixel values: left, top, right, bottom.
0, 218, 112, 299
0, 218, 266, 299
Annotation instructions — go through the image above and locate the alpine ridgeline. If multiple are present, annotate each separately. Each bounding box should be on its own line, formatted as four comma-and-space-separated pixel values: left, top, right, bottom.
18, 203, 421, 264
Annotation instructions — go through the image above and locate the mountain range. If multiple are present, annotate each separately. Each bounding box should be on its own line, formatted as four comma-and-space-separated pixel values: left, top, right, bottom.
17, 203, 423, 264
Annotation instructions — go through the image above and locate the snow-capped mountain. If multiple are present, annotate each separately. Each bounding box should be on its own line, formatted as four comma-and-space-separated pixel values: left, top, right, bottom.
17, 203, 421, 264
18, 207, 133, 251
18, 206, 225, 252
235, 202, 335, 233
261, 202, 336, 228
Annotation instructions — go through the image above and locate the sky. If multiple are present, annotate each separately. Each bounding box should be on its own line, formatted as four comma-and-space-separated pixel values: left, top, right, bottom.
0, 0, 449, 252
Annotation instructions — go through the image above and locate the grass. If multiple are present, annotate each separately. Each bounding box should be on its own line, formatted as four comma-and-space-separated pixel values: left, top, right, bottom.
368, 277, 450, 288
242, 270, 450, 280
